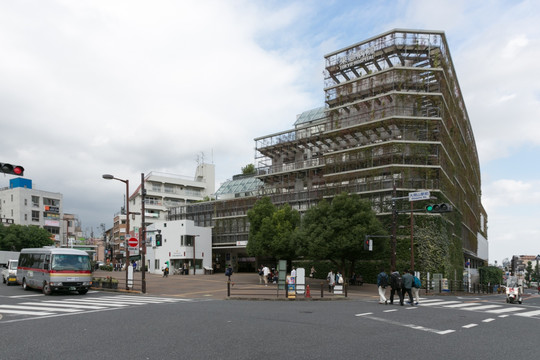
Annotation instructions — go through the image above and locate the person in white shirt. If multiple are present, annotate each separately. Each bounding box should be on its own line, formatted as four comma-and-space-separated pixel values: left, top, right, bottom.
262, 265, 270, 286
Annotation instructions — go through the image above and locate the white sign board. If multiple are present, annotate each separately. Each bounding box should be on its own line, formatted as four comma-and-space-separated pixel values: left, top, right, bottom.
408, 191, 430, 202
296, 268, 305, 295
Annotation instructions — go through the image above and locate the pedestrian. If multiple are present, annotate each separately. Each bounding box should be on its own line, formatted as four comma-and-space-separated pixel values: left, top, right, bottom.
377, 267, 389, 304
336, 271, 343, 285
225, 264, 233, 284
291, 266, 296, 279
258, 265, 264, 284
262, 265, 270, 286
132, 261, 137, 272
411, 271, 420, 305
401, 268, 415, 306
389, 270, 403, 305
310, 266, 316, 278
327, 270, 335, 293
162, 265, 169, 278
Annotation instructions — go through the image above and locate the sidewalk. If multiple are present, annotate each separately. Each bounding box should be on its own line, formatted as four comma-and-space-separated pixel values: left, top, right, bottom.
92, 270, 379, 301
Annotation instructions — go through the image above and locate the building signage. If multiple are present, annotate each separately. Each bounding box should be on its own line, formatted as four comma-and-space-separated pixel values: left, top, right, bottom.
44, 205, 59, 213
236, 241, 248, 246
408, 191, 430, 202
44, 219, 60, 227
336, 46, 375, 69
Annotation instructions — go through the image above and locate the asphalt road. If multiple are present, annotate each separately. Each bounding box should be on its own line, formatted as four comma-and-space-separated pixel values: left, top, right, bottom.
1, 283, 539, 360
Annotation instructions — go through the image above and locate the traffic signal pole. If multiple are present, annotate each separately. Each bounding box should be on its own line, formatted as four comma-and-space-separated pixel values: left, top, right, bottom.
141, 173, 146, 294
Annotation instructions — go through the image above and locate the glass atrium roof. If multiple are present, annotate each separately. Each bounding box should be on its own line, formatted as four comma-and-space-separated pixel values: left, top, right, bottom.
215, 176, 262, 196
293, 107, 327, 127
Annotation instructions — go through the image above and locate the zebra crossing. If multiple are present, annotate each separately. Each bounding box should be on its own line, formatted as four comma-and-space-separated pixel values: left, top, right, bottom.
0, 294, 197, 319
413, 298, 540, 318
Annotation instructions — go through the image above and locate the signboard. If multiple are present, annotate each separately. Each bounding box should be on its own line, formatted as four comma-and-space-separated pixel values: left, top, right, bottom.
296, 268, 305, 295
287, 276, 296, 299
408, 191, 430, 202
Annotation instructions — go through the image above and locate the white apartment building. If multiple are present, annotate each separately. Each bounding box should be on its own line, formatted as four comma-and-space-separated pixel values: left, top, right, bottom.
0, 178, 63, 245
128, 163, 215, 236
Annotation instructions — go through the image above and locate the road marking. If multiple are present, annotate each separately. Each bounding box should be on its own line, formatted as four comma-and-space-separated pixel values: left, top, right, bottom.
0, 309, 54, 316
461, 305, 501, 311
44, 300, 129, 307
482, 318, 496, 322
420, 301, 460, 306
462, 323, 478, 328
443, 303, 483, 308
355, 313, 455, 335
38, 301, 107, 309
514, 310, 540, 318
0, 305, 81, 313
485, 307, 522, 314
9, 294, 44, 298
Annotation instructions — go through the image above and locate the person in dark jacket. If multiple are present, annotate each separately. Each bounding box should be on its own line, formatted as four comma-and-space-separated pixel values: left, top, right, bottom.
389, 270, 403, 305
401, 269, 415, 306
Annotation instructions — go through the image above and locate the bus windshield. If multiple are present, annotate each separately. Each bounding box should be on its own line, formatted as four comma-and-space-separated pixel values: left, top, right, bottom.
51, 254, 91, 271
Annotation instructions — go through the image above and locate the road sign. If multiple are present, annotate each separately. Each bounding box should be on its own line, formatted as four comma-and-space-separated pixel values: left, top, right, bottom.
408, 191, 430, 202
128, 237, 138, 247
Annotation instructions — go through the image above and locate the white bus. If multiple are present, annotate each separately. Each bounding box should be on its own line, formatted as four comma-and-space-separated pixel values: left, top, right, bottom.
17, 247, 92, 295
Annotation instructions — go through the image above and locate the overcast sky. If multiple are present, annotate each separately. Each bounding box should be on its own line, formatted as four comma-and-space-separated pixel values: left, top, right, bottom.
1, 0, 539, 266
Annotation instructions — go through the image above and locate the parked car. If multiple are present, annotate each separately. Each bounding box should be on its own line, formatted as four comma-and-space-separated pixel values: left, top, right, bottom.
2, 259, 18, 285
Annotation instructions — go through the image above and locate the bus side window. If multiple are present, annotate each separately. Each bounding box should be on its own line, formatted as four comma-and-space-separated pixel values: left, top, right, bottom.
44, 255, 50, 270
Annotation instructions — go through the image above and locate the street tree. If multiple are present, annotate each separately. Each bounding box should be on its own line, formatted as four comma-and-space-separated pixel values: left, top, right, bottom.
299, 192, 386, 276
0, 224, 54, 251
525, 261, 533, 285
241, 164, 256, 175
246, 197, 301, 264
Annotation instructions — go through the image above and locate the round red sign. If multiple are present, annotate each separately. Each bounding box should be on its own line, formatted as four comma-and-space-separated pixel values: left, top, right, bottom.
128, 237, 138, 247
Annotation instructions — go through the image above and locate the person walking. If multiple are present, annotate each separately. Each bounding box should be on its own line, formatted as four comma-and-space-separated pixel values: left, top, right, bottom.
411, 271, 421, 305
262, 265, 270, 286
310, 266, 316, 278
401, 269, 415, 306
225, 264, 233, 284
389, 270, 403, 305
377, 267, 389, 304
258, 265, 264, 284
327, 270, 335, 293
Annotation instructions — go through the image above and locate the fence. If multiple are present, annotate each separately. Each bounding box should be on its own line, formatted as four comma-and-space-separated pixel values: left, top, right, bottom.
423, 279, 499, 295
226, 280, 348, 299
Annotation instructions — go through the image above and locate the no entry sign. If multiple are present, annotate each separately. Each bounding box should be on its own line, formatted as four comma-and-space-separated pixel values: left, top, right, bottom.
128, 237, 138, 247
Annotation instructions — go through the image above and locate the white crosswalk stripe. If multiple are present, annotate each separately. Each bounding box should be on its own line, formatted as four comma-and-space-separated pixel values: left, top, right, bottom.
411, 298, 540, 319
0, 295, 194, 320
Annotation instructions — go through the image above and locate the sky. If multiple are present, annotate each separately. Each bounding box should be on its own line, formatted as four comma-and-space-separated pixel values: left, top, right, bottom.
1, 0, 539, 266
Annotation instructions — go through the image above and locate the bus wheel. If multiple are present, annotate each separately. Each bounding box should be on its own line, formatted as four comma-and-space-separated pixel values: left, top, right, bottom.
42, 282, 52, 295
78, 289, 88, 295
22, 279, 30, 291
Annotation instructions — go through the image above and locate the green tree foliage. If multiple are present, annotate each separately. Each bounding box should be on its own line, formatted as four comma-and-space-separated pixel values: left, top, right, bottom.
246, 197, 300, 263
525, 261, 533, 284
0, 224, 54, 251
298, 193, 386, 275
241, 164, 256, 175
479, 265, 503, 285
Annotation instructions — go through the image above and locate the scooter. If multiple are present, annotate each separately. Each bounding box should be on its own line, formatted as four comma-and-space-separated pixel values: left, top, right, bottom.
505, 284, 522, 304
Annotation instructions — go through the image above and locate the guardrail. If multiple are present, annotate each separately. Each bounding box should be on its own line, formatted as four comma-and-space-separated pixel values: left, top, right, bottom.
226, 280, 348, 299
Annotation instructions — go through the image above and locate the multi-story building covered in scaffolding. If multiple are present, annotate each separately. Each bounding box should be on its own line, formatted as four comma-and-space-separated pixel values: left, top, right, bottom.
169, 29, 488, 275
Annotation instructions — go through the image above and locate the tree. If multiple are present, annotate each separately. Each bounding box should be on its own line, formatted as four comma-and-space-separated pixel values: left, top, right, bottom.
479, 265, 503, 286
525, 261, 533, 285
299, 193, 386, 276
0, 224, 54, 251
241, 164, 256, 175
246, 197, 301, 264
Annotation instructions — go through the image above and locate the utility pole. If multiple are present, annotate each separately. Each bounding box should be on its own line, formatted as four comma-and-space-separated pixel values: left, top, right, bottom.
391, 183, 397, 272
141, 172, 146, 294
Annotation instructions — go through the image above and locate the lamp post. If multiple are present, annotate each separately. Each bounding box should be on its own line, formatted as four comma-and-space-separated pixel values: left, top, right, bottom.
102, 174, 130, 290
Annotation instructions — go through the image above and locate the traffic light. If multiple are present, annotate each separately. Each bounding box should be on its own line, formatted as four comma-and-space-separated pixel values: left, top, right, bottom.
155, 234, 162, 247
364, 238, 372, 251
0, 162, 24, 176
426, 203, 452, 213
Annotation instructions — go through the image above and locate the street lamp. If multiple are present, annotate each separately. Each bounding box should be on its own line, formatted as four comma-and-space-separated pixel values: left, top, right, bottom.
102, 174, 130, 290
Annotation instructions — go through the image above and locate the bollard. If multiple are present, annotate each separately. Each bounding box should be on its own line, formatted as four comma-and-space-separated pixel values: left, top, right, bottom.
306, 285, 311, 298
227, 280, 230, 297
321, 282, 324, 298
345, 283, 348, 297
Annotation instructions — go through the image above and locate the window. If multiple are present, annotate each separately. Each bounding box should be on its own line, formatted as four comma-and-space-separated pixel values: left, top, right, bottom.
32, 196, 39, 207
24, 199, 28, 206
32, 211, 39, 222
24, 214, 27, 221
154, 259, 160, 270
